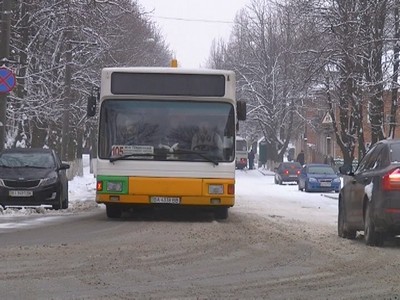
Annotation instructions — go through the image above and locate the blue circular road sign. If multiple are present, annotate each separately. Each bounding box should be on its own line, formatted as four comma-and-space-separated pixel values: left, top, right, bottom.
0, 67, 16, 94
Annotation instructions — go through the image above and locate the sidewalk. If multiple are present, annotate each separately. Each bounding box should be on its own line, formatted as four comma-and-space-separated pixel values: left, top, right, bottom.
257, 167, 274, 176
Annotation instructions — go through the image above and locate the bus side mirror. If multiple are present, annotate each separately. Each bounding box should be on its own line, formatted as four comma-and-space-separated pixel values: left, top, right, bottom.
87, 95, 97, 117
237, 100, 246, 121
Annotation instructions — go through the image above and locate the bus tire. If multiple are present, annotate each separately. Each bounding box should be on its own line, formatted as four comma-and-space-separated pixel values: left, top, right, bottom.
214, 207, 228, 220
106, 204, 122, 219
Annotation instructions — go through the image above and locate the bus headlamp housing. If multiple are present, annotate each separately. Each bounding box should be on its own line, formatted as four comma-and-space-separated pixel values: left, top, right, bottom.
209, 184, 224, 194
106, 181, 123, 192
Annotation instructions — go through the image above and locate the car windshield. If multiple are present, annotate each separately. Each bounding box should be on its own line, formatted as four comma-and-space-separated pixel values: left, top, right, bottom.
0, 152, 55, 168
308, 166, 336, 175
282, 162, 301, 169
236, 140, 247, 152
390, 143, 400, 163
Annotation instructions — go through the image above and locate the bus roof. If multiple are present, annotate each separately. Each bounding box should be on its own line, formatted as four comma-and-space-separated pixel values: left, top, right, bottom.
102, 67, 234, 76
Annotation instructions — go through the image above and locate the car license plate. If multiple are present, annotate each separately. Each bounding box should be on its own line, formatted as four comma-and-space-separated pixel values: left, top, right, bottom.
9, 190, 33, 197
320, 182, 331, 187
150, 196, 180, 204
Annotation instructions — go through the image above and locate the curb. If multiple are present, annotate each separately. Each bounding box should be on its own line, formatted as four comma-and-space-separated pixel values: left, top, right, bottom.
322, 194, 339, 200
258, 169, 274, 176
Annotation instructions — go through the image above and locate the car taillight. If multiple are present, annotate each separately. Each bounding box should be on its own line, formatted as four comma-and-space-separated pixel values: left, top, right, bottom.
382, 168, 400, 191
296, 170, 301, 175
284, 170, 289, 175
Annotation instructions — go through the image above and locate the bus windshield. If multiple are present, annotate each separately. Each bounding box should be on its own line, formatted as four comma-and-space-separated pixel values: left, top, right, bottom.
236, 140, 247, 152
98, 99, 235, 162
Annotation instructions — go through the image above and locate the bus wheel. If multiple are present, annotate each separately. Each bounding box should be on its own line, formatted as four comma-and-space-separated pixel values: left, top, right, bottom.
106, 204, 122, 219
214, 207, 228, 220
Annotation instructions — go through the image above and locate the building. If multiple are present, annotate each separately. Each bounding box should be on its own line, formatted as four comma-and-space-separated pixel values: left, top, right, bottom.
294, 90, 400, 164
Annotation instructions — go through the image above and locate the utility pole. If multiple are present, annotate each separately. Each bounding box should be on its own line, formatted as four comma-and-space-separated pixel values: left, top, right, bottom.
61, 11, 72, 161
0, 0, 12, 151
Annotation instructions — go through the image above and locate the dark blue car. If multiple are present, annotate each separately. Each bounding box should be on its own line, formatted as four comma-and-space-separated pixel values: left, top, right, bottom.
0, 148, 70, 210
298, 163, 341, 193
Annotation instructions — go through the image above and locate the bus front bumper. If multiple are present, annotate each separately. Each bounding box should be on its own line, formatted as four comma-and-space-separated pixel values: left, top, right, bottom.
95, 176, 235, 207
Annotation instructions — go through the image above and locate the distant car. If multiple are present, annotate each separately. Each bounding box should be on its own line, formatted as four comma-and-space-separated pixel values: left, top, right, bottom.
235, 136, 248, 169
274, 162, 302, 184
0, 148, 70, 210
298, 163, 341, 193
338, 139, 400, 247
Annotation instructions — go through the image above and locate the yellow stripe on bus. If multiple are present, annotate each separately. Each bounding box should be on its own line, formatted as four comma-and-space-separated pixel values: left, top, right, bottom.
96, 177, 235, 206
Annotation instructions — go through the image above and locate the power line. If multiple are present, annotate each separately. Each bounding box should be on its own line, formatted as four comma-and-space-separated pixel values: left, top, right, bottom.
150, 15, 234, 24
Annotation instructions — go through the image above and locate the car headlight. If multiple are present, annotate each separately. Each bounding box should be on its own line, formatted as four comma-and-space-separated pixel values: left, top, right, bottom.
333, 178, 341, 183
308, 177, 318, 182
40, 175, 58, 186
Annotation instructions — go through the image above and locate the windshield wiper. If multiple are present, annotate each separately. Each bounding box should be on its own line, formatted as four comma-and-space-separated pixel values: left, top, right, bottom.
0, 165, 47, 169
109, 149, 219, 166
173, 149, 219, 166
23, 165, 49, 169
109, 153, 156, 163
0, 164, 12, 168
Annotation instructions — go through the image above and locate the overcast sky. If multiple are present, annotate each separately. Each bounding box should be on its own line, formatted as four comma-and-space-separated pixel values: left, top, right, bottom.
138, 0, 251, 68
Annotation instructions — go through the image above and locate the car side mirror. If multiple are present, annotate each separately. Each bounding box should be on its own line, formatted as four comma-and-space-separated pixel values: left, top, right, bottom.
60, 163, 70, 170
237, 100, 246, 121
87, 95, 97, 117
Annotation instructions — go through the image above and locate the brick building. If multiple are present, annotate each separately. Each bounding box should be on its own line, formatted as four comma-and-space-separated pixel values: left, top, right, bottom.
293, 91, 400, 164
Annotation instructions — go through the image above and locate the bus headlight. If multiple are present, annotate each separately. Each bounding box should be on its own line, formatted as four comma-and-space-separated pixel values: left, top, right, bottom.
209, 184, 223, 194
107, 181, 123, 192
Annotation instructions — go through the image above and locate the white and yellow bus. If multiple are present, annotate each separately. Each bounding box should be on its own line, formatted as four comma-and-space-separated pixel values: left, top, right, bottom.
87, 67, 246, 219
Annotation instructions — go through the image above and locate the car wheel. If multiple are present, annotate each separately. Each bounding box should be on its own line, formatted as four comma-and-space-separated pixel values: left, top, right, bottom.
106, 204, 122, 218
62, 196, 69, 209
338, 198, 356, 239
214, 207, 228, 220
364, 203, 384, 247
304, 182, 310, 192
298, 181, 303, 191
52, 190, 63, 210
274, 177, 278, 184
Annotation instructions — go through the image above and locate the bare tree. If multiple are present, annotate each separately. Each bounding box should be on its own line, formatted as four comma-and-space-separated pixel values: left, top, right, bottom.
4, 0, 172, 163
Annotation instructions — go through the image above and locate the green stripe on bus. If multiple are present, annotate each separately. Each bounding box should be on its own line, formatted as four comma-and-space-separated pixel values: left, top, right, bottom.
97, 175, 128, 194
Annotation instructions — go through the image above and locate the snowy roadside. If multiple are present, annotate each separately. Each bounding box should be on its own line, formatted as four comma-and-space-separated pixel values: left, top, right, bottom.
257, 166, 339, 200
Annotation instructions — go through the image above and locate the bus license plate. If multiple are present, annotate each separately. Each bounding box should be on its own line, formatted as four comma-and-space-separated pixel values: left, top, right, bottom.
150, 196, 180, 204
9, 190, 33, 197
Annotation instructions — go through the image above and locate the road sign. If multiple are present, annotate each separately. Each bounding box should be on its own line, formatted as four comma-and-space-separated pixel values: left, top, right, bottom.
0, 67, 16, 94
322, 112, 333, 124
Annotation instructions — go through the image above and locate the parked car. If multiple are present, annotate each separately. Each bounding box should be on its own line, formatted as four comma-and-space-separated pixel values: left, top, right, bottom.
338, 139, 400, 247
298, 163, 341, 193
274, 162, 302, 184
0, 148, 70, 210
